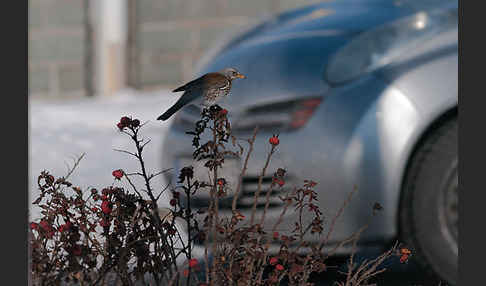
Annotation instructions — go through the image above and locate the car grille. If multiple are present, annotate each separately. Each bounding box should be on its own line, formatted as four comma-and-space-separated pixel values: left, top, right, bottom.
183, 175, 285, 211
188, 175, 289, 246
235, 176, 284, 209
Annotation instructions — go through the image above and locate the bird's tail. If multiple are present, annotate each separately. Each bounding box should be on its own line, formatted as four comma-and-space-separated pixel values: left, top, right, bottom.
157, 100, 186, 121
172, 86, 185, 92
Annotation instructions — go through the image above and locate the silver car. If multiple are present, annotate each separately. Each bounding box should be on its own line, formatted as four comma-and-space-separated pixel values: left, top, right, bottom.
161, 0, 458, 284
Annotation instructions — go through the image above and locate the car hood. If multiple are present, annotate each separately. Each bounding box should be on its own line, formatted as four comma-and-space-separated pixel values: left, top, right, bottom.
195, 0, 414, 110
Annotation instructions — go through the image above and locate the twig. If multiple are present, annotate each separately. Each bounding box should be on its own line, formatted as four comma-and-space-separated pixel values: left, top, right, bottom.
259, 182, 276, 226
113, 148, 138, 158
298, 186, 358, 285
249, 144, 276, 224
140, 138, 152, 150
123, 173, 143, 198
210, 119, 219, 285
232, 126, 259, 212
148, 168, 173, 181
256, 187, 297, 284
344, 241, 399, 286
320, 186, 358, 251
185, 177, 193, 286
65, 153, 85, 180
155, 183, 171, 201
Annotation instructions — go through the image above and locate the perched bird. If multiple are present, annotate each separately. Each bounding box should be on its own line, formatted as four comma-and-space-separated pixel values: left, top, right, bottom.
157, 67, 246, 121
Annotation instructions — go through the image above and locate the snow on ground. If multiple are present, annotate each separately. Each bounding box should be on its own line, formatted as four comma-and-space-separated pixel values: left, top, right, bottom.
29, 89, 180, 220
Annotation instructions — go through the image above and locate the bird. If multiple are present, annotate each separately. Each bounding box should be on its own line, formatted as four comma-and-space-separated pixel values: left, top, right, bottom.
157, 67, 246, 121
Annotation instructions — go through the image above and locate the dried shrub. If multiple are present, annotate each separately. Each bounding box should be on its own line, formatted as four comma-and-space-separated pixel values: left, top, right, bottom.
30, 106, 408, 286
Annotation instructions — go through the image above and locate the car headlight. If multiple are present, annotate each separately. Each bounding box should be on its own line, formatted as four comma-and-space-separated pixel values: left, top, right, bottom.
325, 6, 457, 85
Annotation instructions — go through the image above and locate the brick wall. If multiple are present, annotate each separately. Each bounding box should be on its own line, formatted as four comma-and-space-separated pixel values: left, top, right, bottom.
29, 0, 87, 98
28, 0, 322, 97
132, 0, 322, 89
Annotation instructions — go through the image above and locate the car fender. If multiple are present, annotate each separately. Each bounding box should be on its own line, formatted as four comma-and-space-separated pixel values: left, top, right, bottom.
351, 39, 458, 240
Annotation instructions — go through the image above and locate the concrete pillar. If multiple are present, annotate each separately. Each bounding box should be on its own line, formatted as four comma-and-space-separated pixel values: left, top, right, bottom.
94, 0, 127, 97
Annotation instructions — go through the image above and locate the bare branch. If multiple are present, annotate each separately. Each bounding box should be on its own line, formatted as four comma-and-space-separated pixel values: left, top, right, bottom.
232, 126, 259, 212
65, 153, 85, 180
113, 148, 138, 158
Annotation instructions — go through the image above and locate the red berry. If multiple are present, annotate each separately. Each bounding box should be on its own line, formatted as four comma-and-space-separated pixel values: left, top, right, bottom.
101, 200, 112, 214
217, 178, 225, 186
61, 221, 72, 232
170, 199, 177, 206
39, 220, 55, 238
273, 231, 279, 239
220, 109, 228, 116
91, 207, 99, 212
30, 222, 38, 230
400, 254, 409, 263
188, 258, 198, 268
120, 116, 131, 125
269, 135, 280, 146
233, 211, 245, 221
39, 220, 50, 231
276, 264, 284, 271
269, 257, 278, 265
112, 169, 124, 180
183, 268, 190, 277
101, 195, 108, 201
400, 248, 412, 255
117, 122, 124, 130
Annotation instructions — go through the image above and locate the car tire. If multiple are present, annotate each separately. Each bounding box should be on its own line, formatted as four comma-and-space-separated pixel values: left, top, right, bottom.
399, 116, 458, 285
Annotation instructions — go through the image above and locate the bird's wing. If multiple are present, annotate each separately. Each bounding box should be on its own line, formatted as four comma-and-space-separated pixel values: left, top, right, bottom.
173, 72, 229, 92
200, 73, 230, 90
172, 77, 198, 92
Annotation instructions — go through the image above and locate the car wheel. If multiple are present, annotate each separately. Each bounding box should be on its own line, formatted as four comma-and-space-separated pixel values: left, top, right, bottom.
400, 116, 458, 285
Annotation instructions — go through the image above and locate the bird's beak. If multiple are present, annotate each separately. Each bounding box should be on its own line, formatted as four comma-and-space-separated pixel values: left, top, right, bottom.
236, 73, 246, 79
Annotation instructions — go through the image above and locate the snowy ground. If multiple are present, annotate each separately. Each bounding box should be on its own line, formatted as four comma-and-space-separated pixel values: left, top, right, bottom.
29, 89, 179, 220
